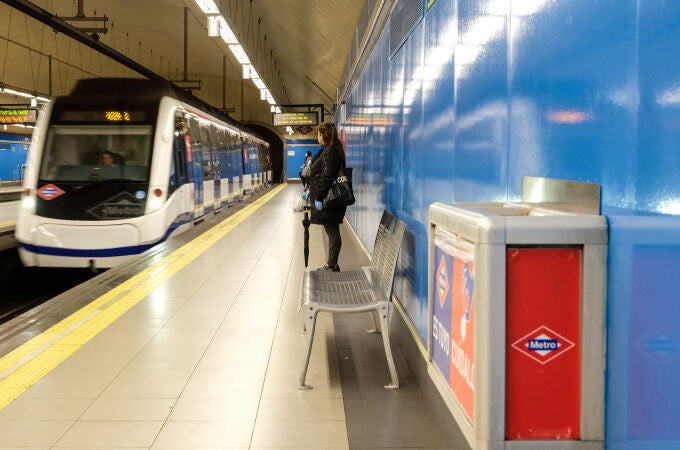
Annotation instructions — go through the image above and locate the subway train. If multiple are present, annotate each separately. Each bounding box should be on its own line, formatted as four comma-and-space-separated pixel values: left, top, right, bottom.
15, 78, 271, 269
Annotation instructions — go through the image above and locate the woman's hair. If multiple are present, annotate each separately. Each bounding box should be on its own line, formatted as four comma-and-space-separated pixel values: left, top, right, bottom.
318, 122, 343, 150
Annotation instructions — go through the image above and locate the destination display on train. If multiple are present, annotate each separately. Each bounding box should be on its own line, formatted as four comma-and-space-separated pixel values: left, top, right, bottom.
58, 110, 147, 123
0, 108, 37, 124
272, 112, 318, 126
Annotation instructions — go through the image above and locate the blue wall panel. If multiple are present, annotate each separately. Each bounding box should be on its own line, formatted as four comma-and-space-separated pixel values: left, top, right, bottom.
285, 139, 318, 180
337, 0, 680, 447
454, 0, 508, 202
0, 134, 30, 181
508, 1, 638, 202
637, 2, 680, 214
396, 18, 428, 338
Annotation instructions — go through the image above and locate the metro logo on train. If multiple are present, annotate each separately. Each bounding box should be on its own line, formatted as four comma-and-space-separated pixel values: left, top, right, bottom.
37, 184, 65, 200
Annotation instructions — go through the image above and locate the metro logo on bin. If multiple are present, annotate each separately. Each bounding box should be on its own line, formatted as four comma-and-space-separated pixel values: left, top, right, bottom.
436, 256, 449, 308
511, 326, 574, 365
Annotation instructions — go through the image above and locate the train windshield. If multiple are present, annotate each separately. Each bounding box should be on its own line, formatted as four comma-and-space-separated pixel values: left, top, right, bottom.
39, 125, 153, 182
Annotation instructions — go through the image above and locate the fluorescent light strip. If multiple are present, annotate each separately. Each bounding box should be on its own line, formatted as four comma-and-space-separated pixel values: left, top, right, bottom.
2, 87, 51, 103
229, 44, 251, 65
218, 17, 238, 44
3, 88, 34, 98
194, 0, 219, 14
196, 1, 280, 107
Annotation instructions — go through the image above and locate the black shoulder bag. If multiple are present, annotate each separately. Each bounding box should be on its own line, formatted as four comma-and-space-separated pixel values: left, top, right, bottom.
323, 151, 355, 208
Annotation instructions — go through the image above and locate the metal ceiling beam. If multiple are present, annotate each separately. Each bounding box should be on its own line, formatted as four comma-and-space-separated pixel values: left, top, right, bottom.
1, 0, 163, 81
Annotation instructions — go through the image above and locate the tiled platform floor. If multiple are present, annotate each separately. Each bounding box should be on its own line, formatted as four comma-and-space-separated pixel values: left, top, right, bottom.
0, 184, 450, 449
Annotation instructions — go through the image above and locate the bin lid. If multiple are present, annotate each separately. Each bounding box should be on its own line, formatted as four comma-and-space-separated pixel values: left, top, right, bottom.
429, 202, 608, 245
429, 177, 607, 245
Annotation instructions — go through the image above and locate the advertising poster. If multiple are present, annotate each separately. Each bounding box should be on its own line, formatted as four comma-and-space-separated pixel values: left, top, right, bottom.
432, 228, 475, 422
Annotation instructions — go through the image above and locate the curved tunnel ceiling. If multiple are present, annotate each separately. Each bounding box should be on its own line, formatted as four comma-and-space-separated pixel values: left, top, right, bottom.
0, 0, 368, 126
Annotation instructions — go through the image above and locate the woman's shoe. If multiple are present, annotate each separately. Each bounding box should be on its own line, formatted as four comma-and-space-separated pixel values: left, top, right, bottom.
317, 264, 340, 272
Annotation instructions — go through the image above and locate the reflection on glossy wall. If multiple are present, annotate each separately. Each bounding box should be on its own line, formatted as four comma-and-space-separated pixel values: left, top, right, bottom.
339, 0, 680, 447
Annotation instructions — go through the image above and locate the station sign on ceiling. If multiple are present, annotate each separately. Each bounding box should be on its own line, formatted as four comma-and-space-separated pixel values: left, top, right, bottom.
0, 108, 37, 125
272, 112, 319, 127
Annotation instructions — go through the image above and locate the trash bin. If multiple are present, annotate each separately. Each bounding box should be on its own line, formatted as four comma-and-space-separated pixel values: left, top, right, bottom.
427, 176, 607, 449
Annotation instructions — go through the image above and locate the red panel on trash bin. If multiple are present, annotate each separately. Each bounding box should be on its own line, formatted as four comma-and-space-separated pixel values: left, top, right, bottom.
506, 248, 581, 439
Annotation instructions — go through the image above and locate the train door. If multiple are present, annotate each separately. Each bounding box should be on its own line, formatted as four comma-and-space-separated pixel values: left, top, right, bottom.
242, 138, 253, 195
199, 122, 214, 214
217, 128, 231, 207
209, 125, 221, 212
231, 135, 244, 201
187, 116, 204, 220
172, 115, 192, 219
225, 132, 238, 203
253, 142, 262, 190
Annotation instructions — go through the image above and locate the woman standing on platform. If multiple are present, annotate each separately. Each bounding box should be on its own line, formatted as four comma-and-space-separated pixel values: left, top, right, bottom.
305, 122, 346, 271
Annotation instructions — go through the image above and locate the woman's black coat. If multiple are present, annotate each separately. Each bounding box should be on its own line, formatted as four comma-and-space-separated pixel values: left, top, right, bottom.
308, 144, 346, 225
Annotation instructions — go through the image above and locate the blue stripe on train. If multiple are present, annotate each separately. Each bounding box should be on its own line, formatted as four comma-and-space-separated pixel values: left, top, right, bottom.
17, 212, 194, 258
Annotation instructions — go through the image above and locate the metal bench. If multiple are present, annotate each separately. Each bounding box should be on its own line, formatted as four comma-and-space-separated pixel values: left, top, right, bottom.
298, 211, 406, 390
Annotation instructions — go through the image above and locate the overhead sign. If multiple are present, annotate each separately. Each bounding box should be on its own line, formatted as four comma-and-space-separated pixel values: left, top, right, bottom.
0, 108, 37, 124
273, 112, 318, 127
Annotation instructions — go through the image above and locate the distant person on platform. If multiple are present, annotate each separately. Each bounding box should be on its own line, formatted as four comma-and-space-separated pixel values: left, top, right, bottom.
299, 151, 312, 189
302, 122, 347, 272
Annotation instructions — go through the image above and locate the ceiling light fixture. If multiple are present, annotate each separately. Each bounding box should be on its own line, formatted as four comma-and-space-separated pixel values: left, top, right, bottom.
207, 15, 220, 37
194, 0, 279, 110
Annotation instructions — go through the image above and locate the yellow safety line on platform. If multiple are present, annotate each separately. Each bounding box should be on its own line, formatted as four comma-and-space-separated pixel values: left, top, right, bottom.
0, 184, 286, 410
0, 220, 16, 229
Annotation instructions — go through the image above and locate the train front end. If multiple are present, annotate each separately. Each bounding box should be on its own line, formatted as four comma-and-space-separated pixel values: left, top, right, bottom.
15, 84, 172, 269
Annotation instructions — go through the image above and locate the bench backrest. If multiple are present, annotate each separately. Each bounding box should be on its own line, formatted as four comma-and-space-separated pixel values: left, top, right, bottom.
369, 211, 406, 301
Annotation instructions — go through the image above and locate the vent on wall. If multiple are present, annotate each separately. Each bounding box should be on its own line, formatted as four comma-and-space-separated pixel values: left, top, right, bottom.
389, 0, 423, 59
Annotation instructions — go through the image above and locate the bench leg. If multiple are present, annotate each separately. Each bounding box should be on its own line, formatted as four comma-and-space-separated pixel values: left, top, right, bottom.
378, 303, 400, 389
366, 310, 380, 333
298, 306, 318, 390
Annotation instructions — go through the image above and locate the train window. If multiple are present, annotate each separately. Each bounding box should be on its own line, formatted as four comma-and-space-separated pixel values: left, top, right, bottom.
216, 129, 227, 177
200, 123, 210, 145
209, 124, 219, 146
196, 123, 211, 180
188, 117, 202, 145
168, 156, 178, 195
202, 147, 213, 180
39, 125, 153, 182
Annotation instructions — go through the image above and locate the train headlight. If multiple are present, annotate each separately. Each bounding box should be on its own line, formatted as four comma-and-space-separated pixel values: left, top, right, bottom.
147, 188, 164, 211
21, 189, 35, 209
148, 198, 162, 210
21, 197, 35, 209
